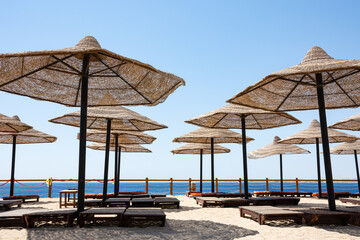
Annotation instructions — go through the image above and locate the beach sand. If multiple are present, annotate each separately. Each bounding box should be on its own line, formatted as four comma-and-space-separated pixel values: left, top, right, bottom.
1, 196, 360, 240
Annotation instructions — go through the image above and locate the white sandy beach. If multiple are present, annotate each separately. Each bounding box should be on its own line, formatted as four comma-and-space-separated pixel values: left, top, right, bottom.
1, 196, 360, 240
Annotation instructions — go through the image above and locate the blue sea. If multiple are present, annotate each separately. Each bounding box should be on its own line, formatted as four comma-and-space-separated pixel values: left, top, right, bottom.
0, 180, 359, 198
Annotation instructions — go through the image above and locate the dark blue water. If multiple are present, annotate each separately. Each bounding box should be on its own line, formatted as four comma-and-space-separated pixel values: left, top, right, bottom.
0, 181, 358, 198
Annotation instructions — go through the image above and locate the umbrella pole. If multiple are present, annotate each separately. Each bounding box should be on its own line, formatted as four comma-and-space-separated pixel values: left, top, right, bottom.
114, 135, 119, 197
118, 146, 121, 192
280, 154, 283, 192
102, 119, 112, 206
211, 137, 215, 193
10, 135, 17, 196
241, 116, 249, 199
77, 53, 90, 212
316, 73, 336, 211
316, 138, 322, 198
200, 149, 203, 192
354, 150, 360, 193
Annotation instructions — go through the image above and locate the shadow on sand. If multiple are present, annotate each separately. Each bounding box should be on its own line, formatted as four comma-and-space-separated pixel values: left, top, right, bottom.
27, 219, 258, 240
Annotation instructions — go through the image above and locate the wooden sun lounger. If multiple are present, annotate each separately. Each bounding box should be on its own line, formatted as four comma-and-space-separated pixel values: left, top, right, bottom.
239, 206, 303, 225
84, 199, 103, 207
0, 208, 41, 227
116, 194, 134, 199
123, 208, 166, 227
3, 195, 39, 203
105, 198, 131, 208
78, 208, 126, 227
196, 197, 250, 208
23, 209, 77, 228
150, 194, 167, 198
131, 197, 154, 207
131, 194, 150, 199
302, 209, 352, 225
335, 207, 360, 227
154, 197, 180, 209
250, 197, 300, 206
218, 193, 252, 198
0, 200, 22, 211
253, 191, 312, 197
340, 198, 360, 205
349, 193, 360, 198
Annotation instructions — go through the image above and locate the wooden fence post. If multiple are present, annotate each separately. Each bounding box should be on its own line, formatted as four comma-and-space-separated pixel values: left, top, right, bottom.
216, 178, 218, 193
189, 178, 191, 192
239, 178, 242, 193
170, 178, 173, 195
296, 178, 299, 192
145, 178, 149, 194
48, 177, 52, 198
266, 178, 269, 191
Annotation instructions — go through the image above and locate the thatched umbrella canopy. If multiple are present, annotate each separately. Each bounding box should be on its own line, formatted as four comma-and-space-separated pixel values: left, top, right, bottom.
329, 113, 360, 131
0, 123, 56, 196
279, 119, 359, 197
171, 143, 230, 192
81, 129, 155, 200
0, 36, 184, 211
173, 127, 254, 192
0, 114, 32, 133
249, 136, 310, 191
49, 106, 167, 131
228, 46, 360, 210
330, 140, 360, 193
88, 142, 150, 193
185, 104, 301, 198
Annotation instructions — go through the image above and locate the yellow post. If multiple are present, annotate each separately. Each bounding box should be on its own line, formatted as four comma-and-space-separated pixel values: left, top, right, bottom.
266, 178, 269, 191
145, 177, 149, 194
170, 178, 173, 195
296, 178, 299, 192
47, 177, 53, 198
216, 178, 218, 193
239, 178, 242, 193
189, 178, 191, 192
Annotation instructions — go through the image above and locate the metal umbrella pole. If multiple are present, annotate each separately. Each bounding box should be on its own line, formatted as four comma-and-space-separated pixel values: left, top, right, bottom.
117, 146, 121, 192
316, 138, 322, 198
279, 154, 283, 192
211, 137, 215, 192
9, 135, 17, 196
114, 134, 119, 196
101, 119, 112, 206
200, 149, 203, 192
316, 73, 336, 211
354, 150, 360, 193
77, 53, 90, 212
241, 116, 249, 199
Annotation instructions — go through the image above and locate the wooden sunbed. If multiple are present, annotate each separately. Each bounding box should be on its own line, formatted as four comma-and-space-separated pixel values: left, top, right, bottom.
3, 195, 39, 203
196, 197, 250, 208
350, 193, 360, 198
239, 206, 303, 225
84, 199, 103, 207
123, 208, 166, 227
154, 197, 180, 209
116, 194, 134, 199
0, 200, 22, 211
302, 209, 352, 225
312, 192, 350, 199
186, 191, 201, 197
250, 197, 300, 206
335, 207, 360, 227
23, 209, 77, 228
130, 194, 150, 199
150, 194, 167, 198
105, 198, 131, 208
0, 208, 41, 227
340, 198, 360, 205
131, 197, 154, 207
78, 208, 126, 227
253, 191, 312, 197
218, 193, 253, 198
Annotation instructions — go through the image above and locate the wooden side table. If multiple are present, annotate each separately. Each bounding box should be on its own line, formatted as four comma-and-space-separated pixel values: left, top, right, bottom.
59, 190, 78, 208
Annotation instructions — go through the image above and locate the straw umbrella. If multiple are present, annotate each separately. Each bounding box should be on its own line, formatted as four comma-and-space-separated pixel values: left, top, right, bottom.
79, 129, 156, 203
171, 143, 230, 192
50, 105, 165, 203
0, 122, 56, 196
185, 104, 301, 198
173, 127, 254, 192
88, 143, 151, 193
249, 136, 310, 192
329, 113, 360, 131
0, 36, 184, 211
279, 119, 359, 197
0, 114, 32, 133
330, 140, 360, 193
228, 46, 360, 210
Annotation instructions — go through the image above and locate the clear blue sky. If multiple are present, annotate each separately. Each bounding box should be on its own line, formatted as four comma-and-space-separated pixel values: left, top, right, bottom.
1, 1, 360, 181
